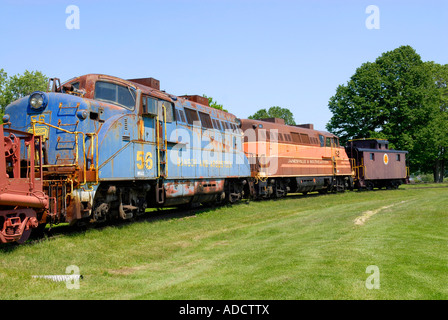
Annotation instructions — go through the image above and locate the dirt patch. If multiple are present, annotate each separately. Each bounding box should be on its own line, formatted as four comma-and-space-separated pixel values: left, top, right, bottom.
354, 201, 407, 226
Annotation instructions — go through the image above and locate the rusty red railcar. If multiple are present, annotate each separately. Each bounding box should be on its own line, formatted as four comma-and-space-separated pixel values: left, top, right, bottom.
0, 126, 48, 244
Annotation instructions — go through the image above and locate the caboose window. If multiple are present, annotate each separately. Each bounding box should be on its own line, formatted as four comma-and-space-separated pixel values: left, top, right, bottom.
319, 135, 324, 147
370, 153, 375, 160
396, 154, 401, 161
326, 137, 331, 147
94, 81, 136, 110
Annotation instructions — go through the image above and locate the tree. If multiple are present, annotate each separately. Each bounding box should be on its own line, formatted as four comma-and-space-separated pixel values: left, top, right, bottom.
248, 106, 296, 125
412, 62, 448, 182
326, 45, 447, 180
0, 69, 8, 112
0, 70, 48, 115
202, 94, 228, 112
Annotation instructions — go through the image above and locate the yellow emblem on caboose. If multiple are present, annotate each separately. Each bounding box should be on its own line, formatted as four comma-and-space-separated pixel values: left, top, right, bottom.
383, 153, 389, 165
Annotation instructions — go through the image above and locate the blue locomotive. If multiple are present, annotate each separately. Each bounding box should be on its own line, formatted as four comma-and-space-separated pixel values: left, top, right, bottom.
3, 74, 250, 228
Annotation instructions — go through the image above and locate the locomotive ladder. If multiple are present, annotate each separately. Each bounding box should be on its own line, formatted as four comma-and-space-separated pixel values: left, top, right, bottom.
155, 104, 168, 204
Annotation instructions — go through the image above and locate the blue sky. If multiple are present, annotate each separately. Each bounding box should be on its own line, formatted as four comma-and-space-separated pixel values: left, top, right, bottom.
0, 0, 447, 130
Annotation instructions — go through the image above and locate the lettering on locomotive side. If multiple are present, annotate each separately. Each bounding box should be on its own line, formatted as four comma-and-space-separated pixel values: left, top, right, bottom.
177, 158, 232, 168
287, 159, 328, 165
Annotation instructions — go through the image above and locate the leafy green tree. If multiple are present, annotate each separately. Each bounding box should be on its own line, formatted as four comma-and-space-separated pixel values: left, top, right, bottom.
411, 62, 448, 182
0, 70, 48, 115
248, 106, 296, 125
0, 69, 8, 112
202, 94, 228, 112
326, 45, 447, 179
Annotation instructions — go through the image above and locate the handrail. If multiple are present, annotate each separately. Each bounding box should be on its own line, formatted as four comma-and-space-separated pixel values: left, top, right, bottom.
31, 120, 98, 186
156, 114, 160, 178
163, 104, 167, 177
156, 105, 168, 178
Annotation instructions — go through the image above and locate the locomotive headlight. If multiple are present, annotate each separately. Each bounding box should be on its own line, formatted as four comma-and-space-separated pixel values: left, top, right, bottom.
29, 92, 48, 110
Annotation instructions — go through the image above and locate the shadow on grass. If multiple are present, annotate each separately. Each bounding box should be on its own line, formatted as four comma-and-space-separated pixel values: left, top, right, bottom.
0, 202, 243, 252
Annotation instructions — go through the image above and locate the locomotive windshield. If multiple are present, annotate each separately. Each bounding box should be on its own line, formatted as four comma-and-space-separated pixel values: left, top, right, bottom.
94, 81, 136, 110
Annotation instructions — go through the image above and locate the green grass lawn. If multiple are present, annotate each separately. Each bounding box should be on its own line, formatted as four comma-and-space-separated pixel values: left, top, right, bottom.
1, 185, 447, 300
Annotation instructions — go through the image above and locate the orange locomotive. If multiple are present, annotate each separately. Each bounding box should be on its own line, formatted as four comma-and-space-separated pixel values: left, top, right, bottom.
241, 118, 354, 199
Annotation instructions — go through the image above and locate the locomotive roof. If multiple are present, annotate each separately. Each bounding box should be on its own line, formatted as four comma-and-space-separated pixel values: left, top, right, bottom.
241, 118, 338, 138
62, 74, 237, 119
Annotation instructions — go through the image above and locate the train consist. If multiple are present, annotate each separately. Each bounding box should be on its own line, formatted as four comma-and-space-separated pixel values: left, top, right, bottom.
0, 74, 409, 244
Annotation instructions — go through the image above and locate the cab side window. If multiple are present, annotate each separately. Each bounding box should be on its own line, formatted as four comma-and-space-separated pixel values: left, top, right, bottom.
141, 96, 174, 123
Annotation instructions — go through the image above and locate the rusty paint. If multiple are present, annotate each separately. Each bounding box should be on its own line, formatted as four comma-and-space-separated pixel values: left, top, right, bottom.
0, 126, 49, 244
138, 119, 144, 140
164, 179, 225, 199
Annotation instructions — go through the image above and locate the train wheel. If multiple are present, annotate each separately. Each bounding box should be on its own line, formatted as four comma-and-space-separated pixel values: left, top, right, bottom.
17, 228, 32, 244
